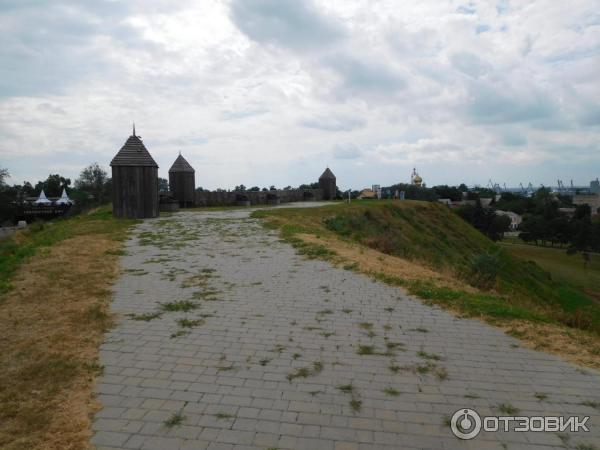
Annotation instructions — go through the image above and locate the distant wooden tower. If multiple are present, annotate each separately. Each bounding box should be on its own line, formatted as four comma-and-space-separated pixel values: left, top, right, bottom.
168, 153, 196, 207
110, 126, 159, 218
319, 167, 337, 200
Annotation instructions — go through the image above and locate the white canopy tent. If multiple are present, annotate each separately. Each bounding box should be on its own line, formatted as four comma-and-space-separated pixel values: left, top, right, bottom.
34, 189, 52, 205
55, 188, 73, 205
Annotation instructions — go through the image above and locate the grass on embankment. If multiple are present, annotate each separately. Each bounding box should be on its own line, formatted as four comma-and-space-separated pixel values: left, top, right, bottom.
500, 240, 600, 298
253, 200, 600, 369
0, 206, 136, 450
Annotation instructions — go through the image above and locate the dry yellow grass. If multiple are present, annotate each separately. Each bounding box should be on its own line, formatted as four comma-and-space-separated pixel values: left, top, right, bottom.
500, 320, 600, 370
0, 235, 124, 450
297, 233, 475, 291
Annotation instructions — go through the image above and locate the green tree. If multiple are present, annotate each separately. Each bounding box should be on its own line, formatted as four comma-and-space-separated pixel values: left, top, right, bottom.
299, 182, 319, 189
432, 185, 462, 201
20, 181, 35, 197
0, 167, 9, 186
387, 183, 438, 201
488, 214, 512, 241
457, 201, 511, 241
158, 177, 169, 193
0, 168, 15, 223
34, 174, 71, 197
573, 204, 592, 222
568, 204, 596, 256
547, 216, 570, 246
75, 163, 109, 204
494, 192, 532, 215
519, 214, 544, 245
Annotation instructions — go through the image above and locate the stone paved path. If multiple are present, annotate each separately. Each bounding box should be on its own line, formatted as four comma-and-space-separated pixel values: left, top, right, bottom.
92, 206, 600, 450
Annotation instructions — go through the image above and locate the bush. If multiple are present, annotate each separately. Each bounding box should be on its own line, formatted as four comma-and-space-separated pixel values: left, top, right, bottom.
468, 252, 502, 289
456, 202, 511, 241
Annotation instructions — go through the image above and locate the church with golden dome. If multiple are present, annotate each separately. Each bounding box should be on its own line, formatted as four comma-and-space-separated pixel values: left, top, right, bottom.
410, 168, 424, 187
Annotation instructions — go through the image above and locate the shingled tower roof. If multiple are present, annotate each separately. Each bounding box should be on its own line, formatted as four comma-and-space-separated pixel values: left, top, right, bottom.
169, 153, 195, 173
110, 129, 158, 167
319, 167, 336, 180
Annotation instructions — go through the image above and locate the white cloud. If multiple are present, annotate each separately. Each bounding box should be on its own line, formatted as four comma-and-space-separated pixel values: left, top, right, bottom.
299, 115, 366, 132
0, 0, 599, 189
333, 143, 362, 159
229, 0, 344, 51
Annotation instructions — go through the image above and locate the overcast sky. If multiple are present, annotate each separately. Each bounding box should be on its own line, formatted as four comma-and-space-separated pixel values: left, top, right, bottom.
0, 0, 599, 191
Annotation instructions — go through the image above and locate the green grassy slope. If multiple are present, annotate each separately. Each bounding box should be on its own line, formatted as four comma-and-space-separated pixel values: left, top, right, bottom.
255, 200, 599, 333
500, 241, 600, 294
324, 200, 492, 268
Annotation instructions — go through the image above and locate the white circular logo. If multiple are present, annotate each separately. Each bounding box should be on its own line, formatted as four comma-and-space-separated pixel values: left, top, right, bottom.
451, 408, 482, 440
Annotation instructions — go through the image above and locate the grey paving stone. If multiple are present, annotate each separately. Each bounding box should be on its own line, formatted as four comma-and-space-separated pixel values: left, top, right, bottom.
91, 431, 131, 447
91, 206, 600, 450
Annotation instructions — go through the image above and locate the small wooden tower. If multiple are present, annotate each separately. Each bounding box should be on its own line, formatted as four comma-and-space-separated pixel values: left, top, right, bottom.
110, 126, 159, 218
168, 152, 196, 207
319, 167, 337, 200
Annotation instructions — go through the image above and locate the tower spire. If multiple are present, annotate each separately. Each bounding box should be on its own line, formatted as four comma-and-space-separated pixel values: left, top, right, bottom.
132, 122, 136, 137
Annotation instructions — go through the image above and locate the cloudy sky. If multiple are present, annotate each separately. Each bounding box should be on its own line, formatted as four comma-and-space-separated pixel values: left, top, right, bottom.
0, 0, 599, 191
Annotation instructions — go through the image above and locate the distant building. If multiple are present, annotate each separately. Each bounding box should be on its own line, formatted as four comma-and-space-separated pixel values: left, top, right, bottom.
495, 210, 522, 230
357, 188, 376, 199
372, 184, 382, 199
590, 178, 600, 194
410, 168, 423, 187
110, 127, 159, 219
573, 193, 600, 215
169, 153, 196, 208
319, 167, 336, 200
558, 207, 576, 218
480, 198, 493, 208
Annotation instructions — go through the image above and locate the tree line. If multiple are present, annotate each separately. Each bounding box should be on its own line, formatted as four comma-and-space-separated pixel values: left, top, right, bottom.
0, 163, 110, 224
499, 189, 600, 254
2, 166, 598, 254
382, 183, 600, 252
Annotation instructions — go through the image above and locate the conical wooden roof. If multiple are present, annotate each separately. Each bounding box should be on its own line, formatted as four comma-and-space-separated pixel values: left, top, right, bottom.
169, 153, 195, 173
319, 167, 336, 180
110, 134, 158, 167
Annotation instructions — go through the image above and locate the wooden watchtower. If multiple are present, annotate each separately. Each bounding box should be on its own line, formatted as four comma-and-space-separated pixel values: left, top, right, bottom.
168, 153, 196, 207
319, 167, 337, 200
110, 126, 159, 218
